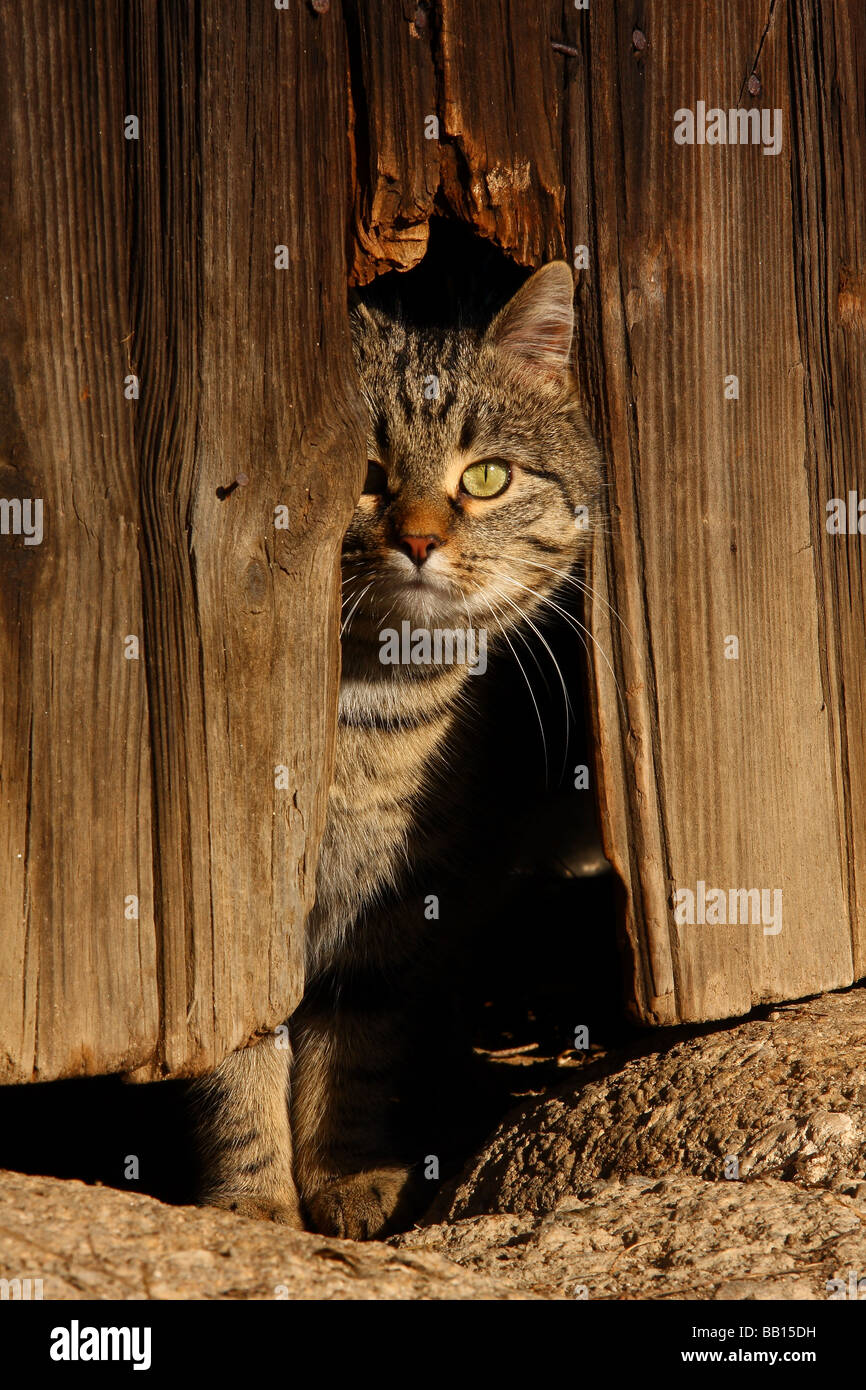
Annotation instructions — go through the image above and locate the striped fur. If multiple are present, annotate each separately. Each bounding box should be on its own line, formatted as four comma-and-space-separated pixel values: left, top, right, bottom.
194, 262, 603, 1237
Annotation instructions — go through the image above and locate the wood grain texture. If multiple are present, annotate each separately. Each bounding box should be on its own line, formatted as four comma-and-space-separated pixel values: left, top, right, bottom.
1, 0, 863, 1082
347, 0, 439, 283
347, 0, 569, 280
0, 0, 365, 1080
0, 1, 158, 1080
572, 0, 861, 1022
788, 0, 866, 981
436, 0, 567, 265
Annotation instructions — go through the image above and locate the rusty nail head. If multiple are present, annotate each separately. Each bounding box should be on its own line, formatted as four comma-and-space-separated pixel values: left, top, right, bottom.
748, 72, 761, 95
312, 0, 330, 13
551, 41, 580, 58
633, 29, 647, 51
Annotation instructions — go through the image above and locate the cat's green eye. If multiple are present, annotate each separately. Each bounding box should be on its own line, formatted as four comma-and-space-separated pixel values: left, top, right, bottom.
460, 459, 511, 499
363, 461, 388, 495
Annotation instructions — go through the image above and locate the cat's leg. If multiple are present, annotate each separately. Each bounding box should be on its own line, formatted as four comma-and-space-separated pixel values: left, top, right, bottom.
192, 1034, 302, 1225
290, 988, 428, 1240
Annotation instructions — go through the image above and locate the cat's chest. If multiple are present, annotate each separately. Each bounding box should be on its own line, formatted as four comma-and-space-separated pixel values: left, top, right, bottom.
312, 697, 451, 898
328, 713, 450, 857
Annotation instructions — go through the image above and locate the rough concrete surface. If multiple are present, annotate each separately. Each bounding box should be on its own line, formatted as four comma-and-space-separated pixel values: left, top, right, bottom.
1, 989, 864, 1300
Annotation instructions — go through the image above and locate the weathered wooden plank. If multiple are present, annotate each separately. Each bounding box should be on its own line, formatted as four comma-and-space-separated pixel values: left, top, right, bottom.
0, 0, 364, 1080
347, 0, 439, 283
789, 0, 866, 982
348, 0, 569, 281
437, 0, 567, 265
123, 0, 366, 1075
574, 0, 855, 1022
0, 0, 158, 1079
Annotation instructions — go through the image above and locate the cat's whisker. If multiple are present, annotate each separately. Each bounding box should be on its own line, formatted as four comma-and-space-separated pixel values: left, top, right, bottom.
340, 584, 363, 611
340, 582, 374, 636
486, 580, 572, 780
495, 563, 621, 677
455, 583, 474, 637
499, 552, 635, 645
364, 583, 393, 628
569, 577, 633, 642
493, 585, 573, 784
377, 597, 400, 628
506, 577, 596, 704
545, 605, 627, 719
487, 590, 552, 698
509, 620, 553, 699
500, 573, 628, 720
483, 594, 550, 780
487, 578, 573, 738
507, 619, 567, 785
340, 568, 372, 606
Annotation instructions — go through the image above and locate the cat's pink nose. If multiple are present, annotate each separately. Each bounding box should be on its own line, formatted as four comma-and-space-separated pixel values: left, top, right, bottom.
399, 533, 440, 567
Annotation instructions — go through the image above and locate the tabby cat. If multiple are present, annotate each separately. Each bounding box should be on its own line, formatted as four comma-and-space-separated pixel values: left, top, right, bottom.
193, 260, 602, 1239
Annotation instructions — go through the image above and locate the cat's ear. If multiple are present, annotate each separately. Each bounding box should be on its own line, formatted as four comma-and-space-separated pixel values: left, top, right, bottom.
349, 296, 388, 351
485, 262, 575, 375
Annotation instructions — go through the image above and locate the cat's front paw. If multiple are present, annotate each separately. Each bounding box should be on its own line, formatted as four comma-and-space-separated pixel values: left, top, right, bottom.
304, 1167, 418, 1240
204, 1189, 303, 1227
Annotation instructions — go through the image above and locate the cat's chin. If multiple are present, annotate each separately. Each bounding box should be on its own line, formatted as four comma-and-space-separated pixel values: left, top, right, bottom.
385, 589, 464, 629
374, 570, 466, 628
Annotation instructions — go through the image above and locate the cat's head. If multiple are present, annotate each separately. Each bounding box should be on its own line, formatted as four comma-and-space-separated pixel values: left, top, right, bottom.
343, 262, 602, 643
